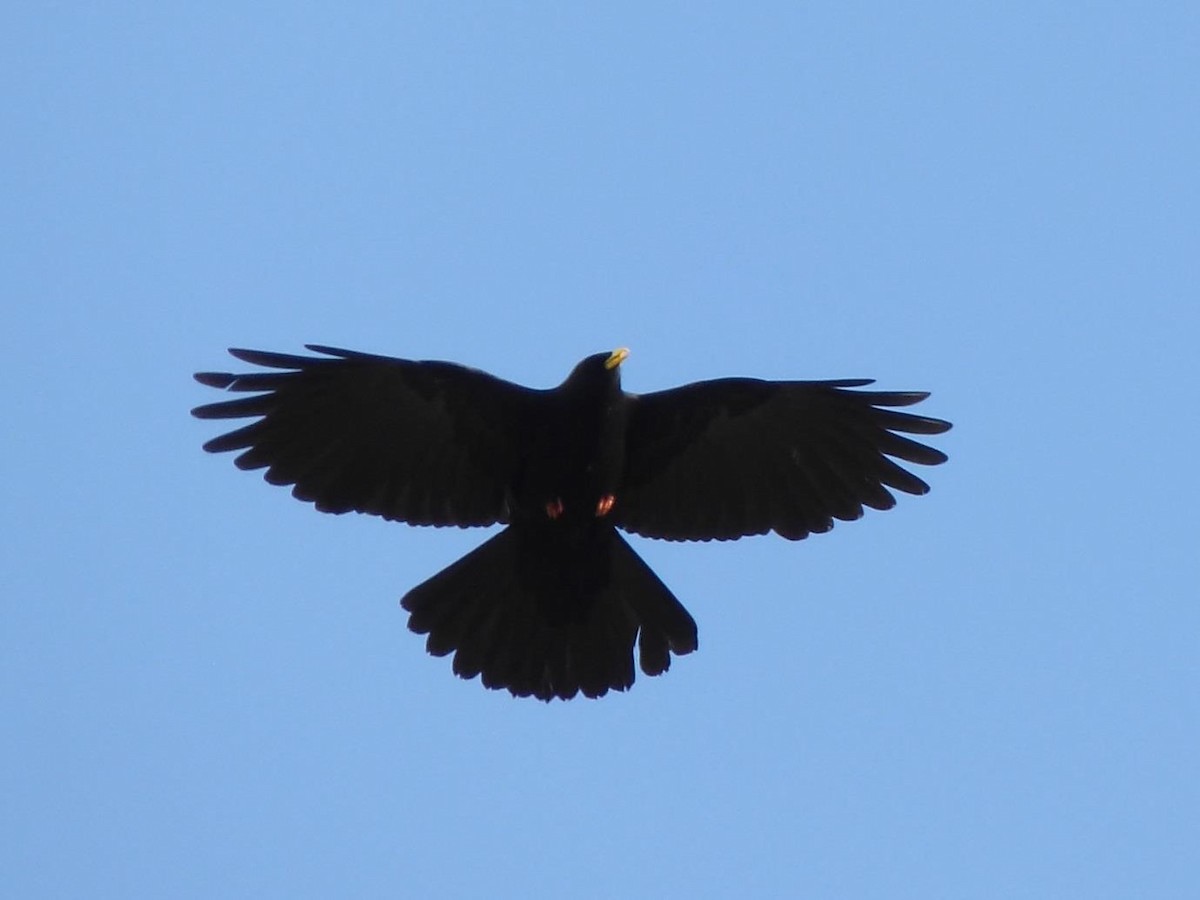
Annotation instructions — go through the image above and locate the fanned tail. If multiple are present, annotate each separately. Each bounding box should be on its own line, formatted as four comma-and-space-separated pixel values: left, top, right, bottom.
401, 525, 697, 700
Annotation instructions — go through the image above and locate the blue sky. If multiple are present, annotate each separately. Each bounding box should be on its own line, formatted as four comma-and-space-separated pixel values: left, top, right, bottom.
3, 3, 1197, 897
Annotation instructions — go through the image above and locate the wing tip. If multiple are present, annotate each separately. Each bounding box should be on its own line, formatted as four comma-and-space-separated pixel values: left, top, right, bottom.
199, 434, 232, 452
226, 347, 262, 364
920, 415, 953, 435
194, 371, 234, 389
191, 400, 234, 420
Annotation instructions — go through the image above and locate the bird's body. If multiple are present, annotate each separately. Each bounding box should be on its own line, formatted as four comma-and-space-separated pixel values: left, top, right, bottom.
509, 350, 629, 526
193, 345, 951, 700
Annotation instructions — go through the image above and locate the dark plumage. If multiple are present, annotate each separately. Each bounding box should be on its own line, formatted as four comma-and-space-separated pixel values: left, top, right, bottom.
192, 345, 951, 700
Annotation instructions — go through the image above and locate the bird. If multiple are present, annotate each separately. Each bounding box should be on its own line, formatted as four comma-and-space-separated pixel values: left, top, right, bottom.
192, 345, 951, 701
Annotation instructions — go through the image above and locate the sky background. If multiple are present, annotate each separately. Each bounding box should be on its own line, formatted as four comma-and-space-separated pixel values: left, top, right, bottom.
3, 3, 1197, 897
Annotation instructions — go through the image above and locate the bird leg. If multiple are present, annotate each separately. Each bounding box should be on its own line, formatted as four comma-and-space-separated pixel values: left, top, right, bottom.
594, 494, 615, 517
545, 497, 565, 519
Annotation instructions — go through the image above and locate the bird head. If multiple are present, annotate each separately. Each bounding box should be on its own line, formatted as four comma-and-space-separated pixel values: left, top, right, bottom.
563, 347, 629, 394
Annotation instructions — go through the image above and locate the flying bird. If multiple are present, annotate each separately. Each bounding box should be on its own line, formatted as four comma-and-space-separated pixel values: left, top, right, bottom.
192, 345, 950, 701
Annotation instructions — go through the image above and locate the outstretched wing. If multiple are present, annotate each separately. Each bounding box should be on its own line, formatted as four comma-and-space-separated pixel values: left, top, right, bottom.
614, 378, 951, 542
191, 345, 532, 526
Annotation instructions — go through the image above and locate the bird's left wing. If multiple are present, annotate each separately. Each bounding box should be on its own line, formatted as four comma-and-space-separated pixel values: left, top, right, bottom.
613, 378, 951, 542
192, 345, 533, 526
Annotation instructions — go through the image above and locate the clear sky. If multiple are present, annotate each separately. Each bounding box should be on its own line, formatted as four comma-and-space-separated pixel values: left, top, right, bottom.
4, 3, 1197, 898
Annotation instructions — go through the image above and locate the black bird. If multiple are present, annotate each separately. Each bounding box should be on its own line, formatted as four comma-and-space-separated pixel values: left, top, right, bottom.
192, 345, 950, 701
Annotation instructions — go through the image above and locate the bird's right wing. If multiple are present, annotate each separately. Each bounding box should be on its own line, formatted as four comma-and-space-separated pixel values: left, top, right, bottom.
614, 378, 951, 542
191, 345, 534, 527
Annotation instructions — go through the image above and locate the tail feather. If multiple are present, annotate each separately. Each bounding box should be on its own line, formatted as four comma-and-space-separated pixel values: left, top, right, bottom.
400, 525, 697, 700
611, 534, 700, 675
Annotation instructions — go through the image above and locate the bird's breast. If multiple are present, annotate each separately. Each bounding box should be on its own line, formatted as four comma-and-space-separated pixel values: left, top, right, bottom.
514, 402, 627, 524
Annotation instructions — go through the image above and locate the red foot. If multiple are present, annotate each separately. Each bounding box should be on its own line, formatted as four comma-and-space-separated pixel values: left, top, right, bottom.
595, 494, 615, 517
545, 498, 564, 519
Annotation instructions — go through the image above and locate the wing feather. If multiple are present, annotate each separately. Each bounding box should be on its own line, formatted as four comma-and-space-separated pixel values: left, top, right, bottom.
615, 377, 950, 541
192, 346, 530, 526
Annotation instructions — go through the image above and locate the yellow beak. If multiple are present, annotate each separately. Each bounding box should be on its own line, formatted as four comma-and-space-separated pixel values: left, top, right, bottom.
605, 347, 630, 370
